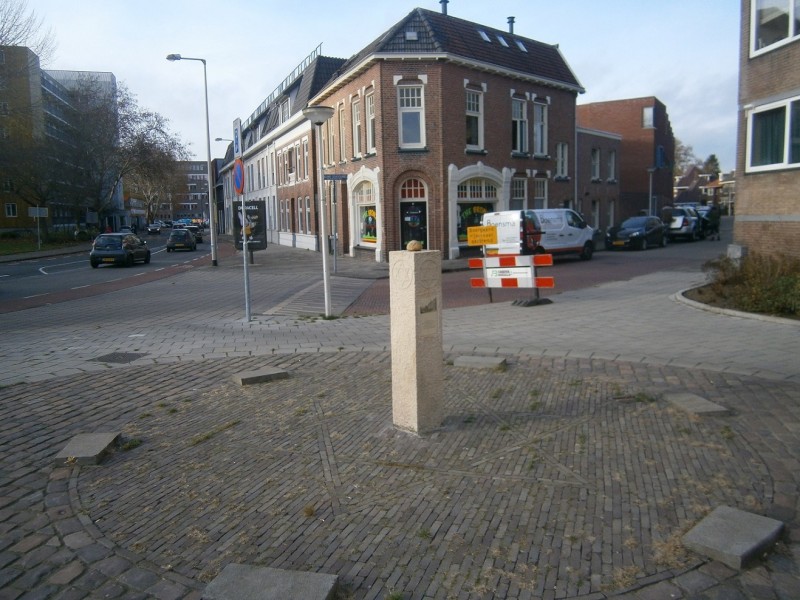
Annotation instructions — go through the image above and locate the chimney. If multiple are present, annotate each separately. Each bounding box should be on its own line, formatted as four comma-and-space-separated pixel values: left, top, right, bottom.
440, 0, 448, 15
508, 16, 515, 34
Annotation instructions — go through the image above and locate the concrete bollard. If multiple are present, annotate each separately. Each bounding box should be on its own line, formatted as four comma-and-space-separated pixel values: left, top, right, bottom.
389, 250, 444, 434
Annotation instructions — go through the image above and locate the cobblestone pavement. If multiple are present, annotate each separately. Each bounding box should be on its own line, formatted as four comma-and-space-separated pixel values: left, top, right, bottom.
0, 239, 799, 599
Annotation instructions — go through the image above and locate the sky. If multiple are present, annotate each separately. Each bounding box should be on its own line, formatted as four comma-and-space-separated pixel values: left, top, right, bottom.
26, 0, 741, 172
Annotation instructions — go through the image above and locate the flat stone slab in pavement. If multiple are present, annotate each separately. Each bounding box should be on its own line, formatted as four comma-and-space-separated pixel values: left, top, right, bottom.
202, 563, 337, 600
453, 356, 507, 369
665, 392, 731, 416
231, 367, 290, 386
682, 505, 784, 569
54, 432, 120, 466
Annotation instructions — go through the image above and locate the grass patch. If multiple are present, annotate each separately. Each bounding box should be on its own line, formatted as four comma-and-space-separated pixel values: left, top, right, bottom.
190, 420, 241, 446
697, 252, 800, 318
120, 438, 142, 451
417, 527, 432, 540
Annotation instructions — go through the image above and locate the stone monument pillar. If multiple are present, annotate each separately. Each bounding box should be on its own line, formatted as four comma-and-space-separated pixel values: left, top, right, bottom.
389, 249, 444, 434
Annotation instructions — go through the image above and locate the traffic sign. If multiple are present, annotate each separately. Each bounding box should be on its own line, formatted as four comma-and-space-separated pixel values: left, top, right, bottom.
323, 173, 348, 181
467, 225, 497, 246
233, 159, 245, 195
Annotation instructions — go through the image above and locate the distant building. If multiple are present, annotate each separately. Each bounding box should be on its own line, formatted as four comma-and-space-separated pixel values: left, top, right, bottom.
735, 1, 800, 258
0, 46, 123, 233
156, 161, 209, 224
577, 97, 675, 220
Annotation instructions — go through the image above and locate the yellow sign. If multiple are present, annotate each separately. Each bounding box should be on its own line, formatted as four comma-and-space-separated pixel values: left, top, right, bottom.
467, 225, 498, 246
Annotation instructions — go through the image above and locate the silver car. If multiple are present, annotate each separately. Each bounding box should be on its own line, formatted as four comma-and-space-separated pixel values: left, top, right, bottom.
667, 206, 702, 241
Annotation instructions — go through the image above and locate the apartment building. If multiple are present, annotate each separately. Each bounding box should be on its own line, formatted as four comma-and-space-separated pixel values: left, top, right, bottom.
735, 0, 800, 258
577, 97, 675, 221
221, 6, 585, 261
0, 46, 123, 234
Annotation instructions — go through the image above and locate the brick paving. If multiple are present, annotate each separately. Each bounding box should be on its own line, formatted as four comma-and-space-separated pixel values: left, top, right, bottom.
0, 233, 799, 599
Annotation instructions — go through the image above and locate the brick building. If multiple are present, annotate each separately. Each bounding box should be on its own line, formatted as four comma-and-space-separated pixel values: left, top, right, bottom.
734, 0, 800, 259
577, 97, 674, 221
220, 6, 585, 262
576, 126, 622, 232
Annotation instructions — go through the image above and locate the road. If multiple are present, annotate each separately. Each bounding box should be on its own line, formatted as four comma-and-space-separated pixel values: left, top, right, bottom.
0, 219, 732, 317
0, 232, 214, 313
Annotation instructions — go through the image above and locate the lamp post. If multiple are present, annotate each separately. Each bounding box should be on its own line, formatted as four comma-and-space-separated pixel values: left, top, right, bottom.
166, 53, 219, 266
302, 105, 335, 317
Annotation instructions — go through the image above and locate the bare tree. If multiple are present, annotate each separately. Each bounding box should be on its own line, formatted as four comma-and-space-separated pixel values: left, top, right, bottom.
673, 138, 702, 177
0, 0, 56, 64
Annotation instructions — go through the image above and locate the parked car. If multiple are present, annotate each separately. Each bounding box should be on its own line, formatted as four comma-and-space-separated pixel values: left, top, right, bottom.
162, 220, 173, 228
119, 226, 133, 233
666, 206, 703, 241
147, 223, 161, 235
605, 216, 667, 250
90, 233, 151, 268
165, 229, 197, 252
184, 224, 203, 243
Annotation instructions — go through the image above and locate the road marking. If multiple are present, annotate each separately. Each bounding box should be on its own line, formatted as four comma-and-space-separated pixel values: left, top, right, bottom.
23, 293, 50, 299
129, 334, 145, 338
71, 285, 91, 290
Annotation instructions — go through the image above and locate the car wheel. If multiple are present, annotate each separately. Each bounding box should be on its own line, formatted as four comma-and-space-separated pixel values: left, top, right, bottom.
90, 261, 99, 269
660, 234, 667, 247
580, 242, 593, 260
126, 254, 134, 267
144, 251, 151, 264
167, 247, 172, 252
640, 239, 648, 251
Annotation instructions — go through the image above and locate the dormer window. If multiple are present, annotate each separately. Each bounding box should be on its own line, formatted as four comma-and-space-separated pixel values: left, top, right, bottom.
478, 30, 491, 42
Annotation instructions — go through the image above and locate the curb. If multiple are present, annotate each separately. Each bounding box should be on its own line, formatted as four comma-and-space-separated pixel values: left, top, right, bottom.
672, 287, 800, 326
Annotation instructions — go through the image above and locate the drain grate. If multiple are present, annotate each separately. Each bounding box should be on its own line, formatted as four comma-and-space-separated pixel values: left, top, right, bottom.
90, 352, 148, 364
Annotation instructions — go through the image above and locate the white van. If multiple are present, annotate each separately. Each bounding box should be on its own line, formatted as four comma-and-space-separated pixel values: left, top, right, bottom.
531, 208, 595, 260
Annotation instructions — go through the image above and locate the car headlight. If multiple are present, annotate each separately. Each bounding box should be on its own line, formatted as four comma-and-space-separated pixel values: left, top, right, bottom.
631, 231, 641, 237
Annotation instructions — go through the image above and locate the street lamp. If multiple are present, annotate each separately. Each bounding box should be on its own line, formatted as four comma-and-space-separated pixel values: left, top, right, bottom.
302, 105, 335, 317
166, 53, 219, 266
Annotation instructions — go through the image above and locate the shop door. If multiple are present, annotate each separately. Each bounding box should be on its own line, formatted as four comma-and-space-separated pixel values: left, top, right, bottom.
400, 202, 427, 249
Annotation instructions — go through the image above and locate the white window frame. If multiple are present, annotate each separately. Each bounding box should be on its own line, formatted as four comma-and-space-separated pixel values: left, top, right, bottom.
532, 101, 547, 156
5, 202, 17, 218
607, 149, 617, 182
556, 142, 569, 178
302, 139, 309, 179
746, 94, 800, 172
352, 98, 362, 158
465, 89, 483, 150
397, 84, 426, 150
512, 98, 528, 154
591, 148, 601, 180
642, 106, 654, 128
338, 104, 346, 162
366, 93, 376, 153
750, 0, 800, 56
533, 179, 547, 209
510, 178, 526, 210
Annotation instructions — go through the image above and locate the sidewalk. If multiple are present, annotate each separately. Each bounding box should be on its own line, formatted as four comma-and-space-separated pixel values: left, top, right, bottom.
0, 238, 798, 599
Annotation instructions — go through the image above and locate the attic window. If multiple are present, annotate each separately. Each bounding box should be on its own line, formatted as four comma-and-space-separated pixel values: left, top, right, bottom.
496, 34, 509, 47
478, 30, 491, 42
515, 40, 528, 52
405, 31, 418, 41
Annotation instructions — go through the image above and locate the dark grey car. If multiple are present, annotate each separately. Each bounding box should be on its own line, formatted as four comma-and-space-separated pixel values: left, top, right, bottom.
90, 233, 151, 268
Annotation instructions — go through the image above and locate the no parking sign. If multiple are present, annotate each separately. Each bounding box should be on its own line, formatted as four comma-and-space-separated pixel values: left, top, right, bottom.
233, 159, 245, 195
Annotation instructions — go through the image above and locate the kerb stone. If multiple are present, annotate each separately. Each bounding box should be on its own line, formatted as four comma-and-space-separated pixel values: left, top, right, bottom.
682, 505, 784, 569
453, 356, 507, 370
202, 563, 338, 600
665, 392, 731, 416
231, 367, 289, 386
54, 433, 120, 466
